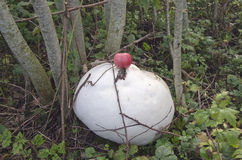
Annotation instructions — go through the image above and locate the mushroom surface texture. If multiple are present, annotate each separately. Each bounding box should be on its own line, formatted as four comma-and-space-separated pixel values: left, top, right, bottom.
73, 63, 175, 145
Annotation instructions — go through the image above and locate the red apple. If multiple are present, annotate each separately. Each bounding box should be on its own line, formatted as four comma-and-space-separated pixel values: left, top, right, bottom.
113, 53, 132, 69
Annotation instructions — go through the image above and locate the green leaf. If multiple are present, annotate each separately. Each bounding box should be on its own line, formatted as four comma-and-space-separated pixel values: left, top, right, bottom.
50, 144, 58, 155
224, 129, 240, 148
15, 132, 26, 144
232, 148, 242, 158
128, 34, 135, 43
113, 149, 126, 160
113, 145, 126, 160
132, 156, 149, 160
108, 149, 114, 158
32, 26, 40, 36
31, 134, 45, 147
21, 148, 31, 158
190, 84, 199, 92
96, 43, 104, 49
95, 52, 105, 59
129, 144, 138, 156
224, 110, 238, 128
194, 110, 209, 125
212, 91, 231, 108
85, 147, 96, 159
58, 141, 65, 154
152, 0, 160, 9
154, 145, 177, 160
143, 42, 151, 51
37, 148, 49, 158
12, 142, 23, 155
0, 125, 12, 148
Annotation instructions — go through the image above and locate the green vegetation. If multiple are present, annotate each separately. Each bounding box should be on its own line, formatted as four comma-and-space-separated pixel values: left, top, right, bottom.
0, 0, 241, 159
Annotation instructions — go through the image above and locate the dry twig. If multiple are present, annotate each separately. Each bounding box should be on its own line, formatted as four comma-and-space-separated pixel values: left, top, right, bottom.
16, 0, 108, 22
206, 128, 223, 160
109, 32, 155, 58
111, 64, 129, 160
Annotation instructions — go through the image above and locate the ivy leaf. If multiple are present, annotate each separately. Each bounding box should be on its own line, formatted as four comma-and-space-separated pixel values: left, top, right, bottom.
114, 145, 126, 160
50, 144, 58, 155
128, 144, 138, 156
113, 149, 125, 160
58, 141, 65, 154
37, 148, 49, 158
31, 134, 45, 147
85, 147, 96, 159
0, 125, 12, 148
12, 142, 23, 155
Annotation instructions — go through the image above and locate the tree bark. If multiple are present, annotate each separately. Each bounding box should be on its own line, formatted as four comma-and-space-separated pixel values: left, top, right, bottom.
55, 0, 87, 74
173, 0, 184, 105
104, 0, 127, 55
0, 0, 54, 104
31, 0, 62, 87
68, 0, 87, 72
31, 0, 69, 108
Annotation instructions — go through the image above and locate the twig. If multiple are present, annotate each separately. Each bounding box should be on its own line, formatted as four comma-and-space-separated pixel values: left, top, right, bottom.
166, 0, 174, 59
68, 1, 85, 67
111, 63, 129, 160
121, 113, 180, 137
72, 73, 91, 104
198, 89, 202, 109
16, 0, 108, 22
0, 104, 22, 112
109, 32, 155, 58
206, 128, 222, 160
60, 0, 68, 155
87, 66, 113, 86
6, 83, 42, 107
205, 73, 217, 91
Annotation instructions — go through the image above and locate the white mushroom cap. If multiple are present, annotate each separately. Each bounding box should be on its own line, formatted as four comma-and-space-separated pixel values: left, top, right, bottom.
74, 63, 174, 145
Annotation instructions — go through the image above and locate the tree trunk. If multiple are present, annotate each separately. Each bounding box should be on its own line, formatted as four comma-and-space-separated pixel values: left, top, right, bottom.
31, 0, 62, 87
69, 0, 87, 72
173, 0, 184, 105
105, 0, 127, 55
0, 0, 54, 104
54, 0, 87, 74
31, 0, 69, 108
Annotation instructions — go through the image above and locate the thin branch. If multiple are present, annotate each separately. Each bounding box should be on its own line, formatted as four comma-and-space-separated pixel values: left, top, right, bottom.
60, 0, 68, 154
111, 63, 129, 160
166, 0, 174, 59
121, 112, 180, 137
206, 128, 222, 160
109, 32, 155, 58
87, 66, 113, 86
16, 0, 108, 22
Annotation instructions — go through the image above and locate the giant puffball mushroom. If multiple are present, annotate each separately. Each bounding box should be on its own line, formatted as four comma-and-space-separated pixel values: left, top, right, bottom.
73, 53, 175, 145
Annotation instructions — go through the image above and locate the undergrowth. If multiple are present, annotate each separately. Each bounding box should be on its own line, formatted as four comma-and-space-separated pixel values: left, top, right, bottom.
0, 0, 241, 159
